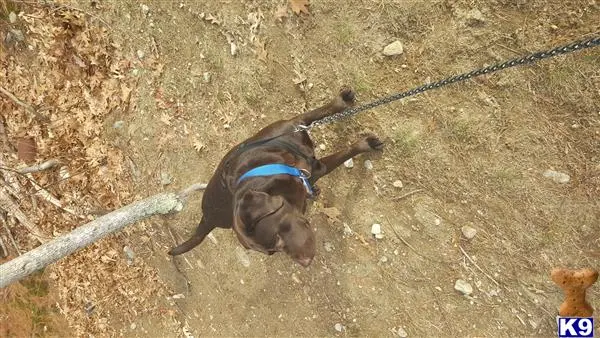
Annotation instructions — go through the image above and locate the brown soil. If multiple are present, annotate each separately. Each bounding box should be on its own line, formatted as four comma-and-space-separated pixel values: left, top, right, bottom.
1, 0, 599, 337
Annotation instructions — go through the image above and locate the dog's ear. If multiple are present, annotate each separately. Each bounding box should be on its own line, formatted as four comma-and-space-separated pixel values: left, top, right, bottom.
236, 190, 284, 234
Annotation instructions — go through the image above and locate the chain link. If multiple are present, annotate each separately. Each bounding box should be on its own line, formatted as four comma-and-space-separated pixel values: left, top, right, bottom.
305, 35, 600, 130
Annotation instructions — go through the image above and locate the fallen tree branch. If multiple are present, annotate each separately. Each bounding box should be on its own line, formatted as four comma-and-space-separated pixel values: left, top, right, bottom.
18, 159, 60, 174
0, 183, 206, 288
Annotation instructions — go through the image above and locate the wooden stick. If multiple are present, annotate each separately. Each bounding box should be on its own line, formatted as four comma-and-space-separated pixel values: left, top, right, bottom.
17, 159, 60, 174
25, 173, 82, 218
0, 213, 22, 256
178, 183, 207, 200
0, 235, 7, 258
385, 216, 448, 264
0, 183, 205, 288
0, 188, 50, 243
0, 86, 49, 122
459, 245, 501, 287
392, 189, 423, 201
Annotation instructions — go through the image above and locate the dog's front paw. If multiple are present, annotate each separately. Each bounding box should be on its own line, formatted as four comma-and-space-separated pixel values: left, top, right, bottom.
366, 136, 384, 150
339, 86, 356, 105
357, 134, 384, 152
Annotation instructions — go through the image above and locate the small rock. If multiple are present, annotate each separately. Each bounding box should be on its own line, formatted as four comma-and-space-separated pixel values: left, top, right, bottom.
136, 50, 145, 59
543, 170, 570, 184
397, 327, 408, 337
6, 29, 24, 43
334, 323, 344, 332
123, 246, 135, 265
203, 72, 211, 83
343, 223, 354, 236
130, 323, 137, 330
324, 242, 334, 252
291, 273, 301, 284
371, 223, 384, 239
235, 246, 250, 267
461, 225, 477, 240
454, 279, 473, 296
141, 4, 150, 15
379, 256, 388, 263
9, 12, 17, 24
160, 172, 173, 185
364, 160, 374, 170
343, 158, 354, 168
319, 144, 326, 151
230, 42, 238, 56
383, 40, 404, 56
466, 8, 485, 25
85, 302, 96, 316
113, 120, 125, 129
392, 180, 403, 188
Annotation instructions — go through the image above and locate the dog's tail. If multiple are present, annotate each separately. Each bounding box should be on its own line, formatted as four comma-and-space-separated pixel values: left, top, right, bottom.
168, 218, 214, 256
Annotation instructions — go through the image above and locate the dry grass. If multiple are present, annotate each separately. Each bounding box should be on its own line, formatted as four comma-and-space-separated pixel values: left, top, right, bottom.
0, 269, 70, 337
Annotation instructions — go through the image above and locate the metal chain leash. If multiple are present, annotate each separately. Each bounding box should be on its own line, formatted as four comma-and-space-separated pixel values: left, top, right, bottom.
299, 34, 600, 131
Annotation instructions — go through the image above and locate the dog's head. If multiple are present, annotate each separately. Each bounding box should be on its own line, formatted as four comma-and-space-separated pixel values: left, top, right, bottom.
233, 190, 315, 267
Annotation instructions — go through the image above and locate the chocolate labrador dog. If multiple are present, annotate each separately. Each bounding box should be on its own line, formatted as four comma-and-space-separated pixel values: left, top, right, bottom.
168, 87, 383, 267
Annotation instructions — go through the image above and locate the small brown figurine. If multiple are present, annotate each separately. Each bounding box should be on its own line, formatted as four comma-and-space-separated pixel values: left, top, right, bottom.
551, 267, 598, 317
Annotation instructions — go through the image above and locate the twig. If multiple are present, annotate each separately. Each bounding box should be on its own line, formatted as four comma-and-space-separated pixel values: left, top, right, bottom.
25, 173, 83, 218
459, 245, 501, 287
177, 183, 207, 200
392, 189, 423, 201
0, 188, 50, 243
0, 213, 21, 256
0, 86, 49, 122
0, 236, 7, 258
17, 159, 60, 174
385, 216, 448, 264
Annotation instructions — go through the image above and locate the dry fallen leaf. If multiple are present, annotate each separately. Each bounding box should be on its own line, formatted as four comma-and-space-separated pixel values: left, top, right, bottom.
290, 0, 310, 15
17, 137, 37, 163
160, 113, 172, 126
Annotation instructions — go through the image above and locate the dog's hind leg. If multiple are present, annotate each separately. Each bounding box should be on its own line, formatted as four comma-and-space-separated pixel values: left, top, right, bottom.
294, 87, 356, 125
168, 217, 215, 256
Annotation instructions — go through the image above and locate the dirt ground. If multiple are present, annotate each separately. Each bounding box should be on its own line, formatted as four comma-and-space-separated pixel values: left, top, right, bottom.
2, 0, 600, 337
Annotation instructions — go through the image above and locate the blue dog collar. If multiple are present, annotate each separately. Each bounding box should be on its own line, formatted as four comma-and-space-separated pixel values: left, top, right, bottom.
237, 164, 314, 196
